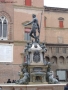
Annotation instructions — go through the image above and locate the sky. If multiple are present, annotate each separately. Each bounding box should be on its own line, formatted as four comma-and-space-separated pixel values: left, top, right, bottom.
44, 0, 68, 8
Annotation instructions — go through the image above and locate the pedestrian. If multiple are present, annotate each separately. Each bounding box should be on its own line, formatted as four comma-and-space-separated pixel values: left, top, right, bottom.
7, 79, 11, 83
0, 86, 2, 90
12, 80, 15, 83
64, 83, 68, 90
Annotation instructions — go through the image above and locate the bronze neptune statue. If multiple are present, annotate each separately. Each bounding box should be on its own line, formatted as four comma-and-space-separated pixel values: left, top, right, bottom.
24, 14, 40, 42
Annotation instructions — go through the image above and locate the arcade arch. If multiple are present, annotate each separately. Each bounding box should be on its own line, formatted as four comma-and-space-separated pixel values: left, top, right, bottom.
59, 56, 64, 64
66, 56, 68, 63
51, 56, 57, 64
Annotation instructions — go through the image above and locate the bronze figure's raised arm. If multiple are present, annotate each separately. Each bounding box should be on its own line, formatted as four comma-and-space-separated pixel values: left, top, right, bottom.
24, 14, 40, 42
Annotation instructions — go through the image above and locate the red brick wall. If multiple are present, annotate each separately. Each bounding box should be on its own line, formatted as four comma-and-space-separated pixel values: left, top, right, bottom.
0, 64, 20, 83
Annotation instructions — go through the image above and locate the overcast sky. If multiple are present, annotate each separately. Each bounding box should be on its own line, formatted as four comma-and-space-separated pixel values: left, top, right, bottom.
44, 0, 68, 8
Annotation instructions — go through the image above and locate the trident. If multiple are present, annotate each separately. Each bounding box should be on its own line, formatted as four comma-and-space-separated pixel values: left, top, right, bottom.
39, 10, 43, 37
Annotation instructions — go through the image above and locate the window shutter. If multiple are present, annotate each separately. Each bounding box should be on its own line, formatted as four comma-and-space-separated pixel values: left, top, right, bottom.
59, 21, 63, 28
25, 28, 31, 33
24, 28, 31, 41
3, 20, 7, 37
25, 0, 31, 6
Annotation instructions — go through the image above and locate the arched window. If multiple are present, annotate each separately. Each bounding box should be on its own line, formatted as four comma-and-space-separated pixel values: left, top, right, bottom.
51, 56, 57, 64
24, 28, 31, 41
58, 17, 64, 28
0, 16, 8, 40
45, 56, 50, 62
23, 21, 31, 41
66, 56, 68, 63
59, 56, 64, 64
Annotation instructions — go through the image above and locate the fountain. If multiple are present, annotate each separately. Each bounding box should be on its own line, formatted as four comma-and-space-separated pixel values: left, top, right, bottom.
16, 14, 59, 84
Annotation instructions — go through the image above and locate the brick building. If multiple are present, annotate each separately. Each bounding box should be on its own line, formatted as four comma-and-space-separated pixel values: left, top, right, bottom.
44, 6, 68, 81
0, 0, 44, 83
0, 0, 68, 83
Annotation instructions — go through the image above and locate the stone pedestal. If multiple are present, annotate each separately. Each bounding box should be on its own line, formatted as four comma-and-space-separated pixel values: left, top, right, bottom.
24, 42, 47, 84
31, 73, 46, 82
0, 84, 65, 90
17, 42, 48, 84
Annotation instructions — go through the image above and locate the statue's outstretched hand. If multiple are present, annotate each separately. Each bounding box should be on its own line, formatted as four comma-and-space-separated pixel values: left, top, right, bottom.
24, 24, 27, 26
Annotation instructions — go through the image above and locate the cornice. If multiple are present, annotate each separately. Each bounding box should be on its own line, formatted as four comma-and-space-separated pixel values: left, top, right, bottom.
14, 40, 31, 43
44, 27, 68, 30
44, 6, 68, 13
0, 40, 13, 43
1, 40, 68, 47
14, 5, 44, 11
46, 43, 68, 47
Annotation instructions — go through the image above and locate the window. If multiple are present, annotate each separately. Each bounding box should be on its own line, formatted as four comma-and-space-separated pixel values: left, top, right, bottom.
58, 17, 64, 28
52, 47, 56, 53
25, 0, 31, 6
56, 47, 59, 53
63, 48, 66, 53
24, 28, 31, 41
59, 21, 63, 28
57, 37, 63, 43
0, 16, 8, 40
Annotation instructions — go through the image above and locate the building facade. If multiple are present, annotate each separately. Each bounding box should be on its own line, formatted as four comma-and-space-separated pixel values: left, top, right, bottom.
0, 0, 68, 83
44, 6, 68, 81
0, 0, 44, 83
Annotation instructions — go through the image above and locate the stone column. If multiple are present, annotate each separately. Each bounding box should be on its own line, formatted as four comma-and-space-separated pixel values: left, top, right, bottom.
30, 74, 32, 82
33, 76, 35, 82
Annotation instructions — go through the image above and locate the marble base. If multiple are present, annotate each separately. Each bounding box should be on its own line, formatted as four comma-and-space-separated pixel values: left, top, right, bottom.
0, 83, 65, 90
29, 82, 48, 84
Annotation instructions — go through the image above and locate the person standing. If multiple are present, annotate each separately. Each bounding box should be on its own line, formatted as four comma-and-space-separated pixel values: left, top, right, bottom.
7, 79, 11, 83
64, 83, 68, 90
